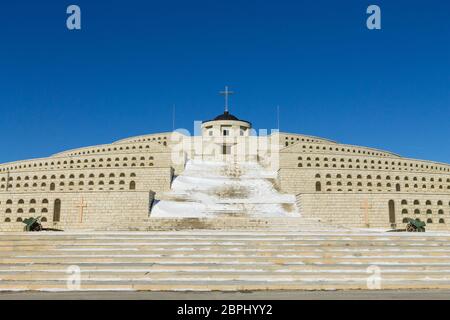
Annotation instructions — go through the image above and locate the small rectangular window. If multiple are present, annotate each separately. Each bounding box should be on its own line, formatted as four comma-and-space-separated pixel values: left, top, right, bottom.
222, 145, 231, 154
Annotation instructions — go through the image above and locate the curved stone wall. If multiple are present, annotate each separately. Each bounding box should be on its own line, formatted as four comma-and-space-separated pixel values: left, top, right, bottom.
1, 129, 449, 231
279, 139, 450, 230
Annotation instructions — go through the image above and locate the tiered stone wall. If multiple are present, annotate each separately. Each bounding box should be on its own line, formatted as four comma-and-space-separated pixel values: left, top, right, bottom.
0, 167, 172, 194
0, 191, 154, 232
1, 128, 450, 232
297, 193, 450, 230
0, 135, 174, 231
0, 150, 172, 173
279, 139, 450, 230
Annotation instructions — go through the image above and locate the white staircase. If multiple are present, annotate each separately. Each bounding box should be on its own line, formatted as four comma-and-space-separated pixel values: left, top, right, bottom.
151, 160, 299, 218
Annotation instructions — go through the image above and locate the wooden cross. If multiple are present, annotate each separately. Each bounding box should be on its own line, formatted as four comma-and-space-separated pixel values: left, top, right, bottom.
360, 199, 372, 228
77, 197, 88, 223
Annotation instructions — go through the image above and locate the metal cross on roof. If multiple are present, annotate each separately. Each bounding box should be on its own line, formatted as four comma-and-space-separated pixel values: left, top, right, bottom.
219, 86, 234, 113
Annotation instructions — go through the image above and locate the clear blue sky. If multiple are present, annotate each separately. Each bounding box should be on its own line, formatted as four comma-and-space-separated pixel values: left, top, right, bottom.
0, 0, 449, 164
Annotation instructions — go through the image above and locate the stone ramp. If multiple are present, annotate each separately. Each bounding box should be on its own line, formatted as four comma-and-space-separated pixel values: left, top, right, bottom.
0, 216, 338, 232
2, 230, 450, 291
61, 217, 339, 231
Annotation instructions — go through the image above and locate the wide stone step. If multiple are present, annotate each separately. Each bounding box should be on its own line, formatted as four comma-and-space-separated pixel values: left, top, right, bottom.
41, 224, 337, 232
2, 231, 450, 238
2, 263, 450, 272
0, 229, 446, 235
3, 272, 450, 281
4, 248, 450, 258
0, 236, 444, 242
3, 245, 450, 253
3, 244, 450, 252
2, 279, 450, 291
3, 256, 450, 265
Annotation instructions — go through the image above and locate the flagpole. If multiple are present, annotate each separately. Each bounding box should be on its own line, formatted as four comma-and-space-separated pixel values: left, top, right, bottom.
172, 104, 176, 131
277, 105, 280, 131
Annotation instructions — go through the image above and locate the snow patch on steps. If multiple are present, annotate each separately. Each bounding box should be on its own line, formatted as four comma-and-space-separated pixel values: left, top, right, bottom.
151, 160, 299, 218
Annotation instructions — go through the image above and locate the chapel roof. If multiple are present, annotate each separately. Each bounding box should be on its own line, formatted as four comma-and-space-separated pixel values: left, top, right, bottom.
203, 111, 251, 125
